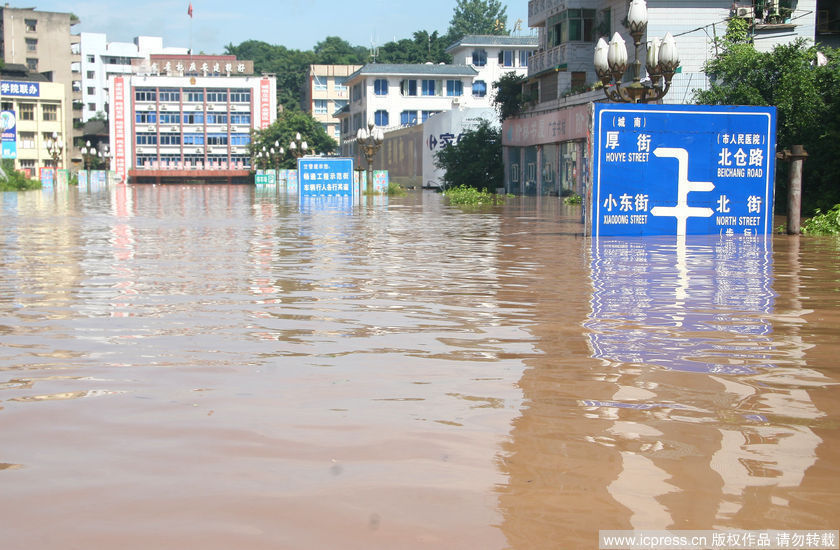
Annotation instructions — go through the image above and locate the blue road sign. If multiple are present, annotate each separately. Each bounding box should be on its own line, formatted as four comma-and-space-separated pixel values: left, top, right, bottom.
591, 103, 777, 237
298, 157, 354, 201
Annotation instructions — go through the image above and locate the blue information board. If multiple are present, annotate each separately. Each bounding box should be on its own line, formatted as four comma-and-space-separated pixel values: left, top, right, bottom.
591, 104, 777, 237
298, 158, 354, 200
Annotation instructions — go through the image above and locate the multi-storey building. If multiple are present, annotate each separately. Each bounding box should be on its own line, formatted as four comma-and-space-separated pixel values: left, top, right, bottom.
0, 6, 80, 166
109, 63, 276, 184
444, 34, 538, 101
303, 64, 361, 144
80, 33, 188, 122
1, 63, 67, 175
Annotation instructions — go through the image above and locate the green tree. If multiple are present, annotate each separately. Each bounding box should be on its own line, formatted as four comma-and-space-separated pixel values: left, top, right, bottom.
446, 0, 509, 44
492, 73, 534, 122
434, 120, 503, 192
694, 36, 840, 214
377, 31, 452, 64
0, 159, 40, 191
250, 109, 337, 169
314, 36, 368, 65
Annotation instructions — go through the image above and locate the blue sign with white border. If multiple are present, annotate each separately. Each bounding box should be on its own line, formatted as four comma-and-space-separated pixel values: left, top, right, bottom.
298, 157, 354, 200
1, 110, 17, 159
1, 81, 40, 97
591, 103, 777, 237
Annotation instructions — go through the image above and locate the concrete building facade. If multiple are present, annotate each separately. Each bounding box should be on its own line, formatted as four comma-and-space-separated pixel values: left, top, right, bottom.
1, 65, 67, 174
108, 69, 276, 184
0, 6, 80, 165
445, 34, 538, 102
304, 64, 362, 144
79, 33, 188, 122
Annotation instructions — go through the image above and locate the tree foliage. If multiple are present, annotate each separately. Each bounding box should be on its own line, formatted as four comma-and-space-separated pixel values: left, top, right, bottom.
0, 159, 40, 191
249, 110, 337, 169
493, 73, 533, 122
376, 31, 452, 64
695, 36, 840, 214
434, 120, 503, 192
446, 0, 509, 44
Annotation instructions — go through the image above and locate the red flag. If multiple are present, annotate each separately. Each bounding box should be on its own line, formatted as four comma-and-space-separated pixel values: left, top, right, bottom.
187, 3, 193, 17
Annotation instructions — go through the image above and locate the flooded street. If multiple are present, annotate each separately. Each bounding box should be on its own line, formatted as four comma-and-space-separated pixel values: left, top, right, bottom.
1, 185, 838, 549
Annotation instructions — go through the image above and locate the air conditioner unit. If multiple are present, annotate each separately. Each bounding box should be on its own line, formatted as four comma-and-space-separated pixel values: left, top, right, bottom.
736, 6, 754, 18
161, 105, 167, 110
208, 105, 214, 110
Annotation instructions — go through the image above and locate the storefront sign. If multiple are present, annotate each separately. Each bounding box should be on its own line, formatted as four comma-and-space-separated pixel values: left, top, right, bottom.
502, 103, 589, 147
1, 81, 39, 97
1, 110, 17, 159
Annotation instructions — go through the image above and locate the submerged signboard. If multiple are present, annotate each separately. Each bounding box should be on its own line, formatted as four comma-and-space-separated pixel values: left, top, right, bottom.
297, 158, 354, 200
590, 104, 777, 237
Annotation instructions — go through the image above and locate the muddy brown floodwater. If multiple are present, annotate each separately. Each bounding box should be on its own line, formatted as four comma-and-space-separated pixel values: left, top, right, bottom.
1, 185, 838, 549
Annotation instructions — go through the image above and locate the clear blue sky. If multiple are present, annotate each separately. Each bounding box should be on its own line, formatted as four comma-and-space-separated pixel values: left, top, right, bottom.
29, 0, 533, 54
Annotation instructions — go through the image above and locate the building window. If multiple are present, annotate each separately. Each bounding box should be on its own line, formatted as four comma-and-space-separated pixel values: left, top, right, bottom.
230, 113, 251, 124
206, 113, 228, 124
520, 50, 531, 67
352, 84, 362, 102
374, 78, 388, 96
42, 104, 58, 121
20, 104, 35, 121
184, 134, 204, 145
135, 88, 156, 102
207, 133, 228, 145
334, 77, 348, 93
26, 38, 37, 52
26, 58, 38, 71
400, 79, 417, 96
87, 102, 96, 111
185, 91, 204, 102
421, 110, 439, 122
159, 134, 182, 145
136, 132, 158, 145
0, 102, 11, 111
498, 50, 514, 67
19, 159, 36, 170
206, 91, 227, 102
135, 111, 157, 123
159, 112, 181, 124
472, 49, 487, 66
421, 79, 436, 96
86, 70, 94, 79
400, 110, 417, 126
548, 9, 596, 46
446, 80, 463, 97
374, 110, 389, 127
183, 112, 204, 124
230, 134, 250, 146
19, 132, 36, 149
158, 89, 180, 102
314, 99, 328, 115
25, 19, 37, 32
229, 89, 250, 102
87, 55, 95, 63
472, 80, 487, 98
313, 75, 327, 91
86, 86, 95, 95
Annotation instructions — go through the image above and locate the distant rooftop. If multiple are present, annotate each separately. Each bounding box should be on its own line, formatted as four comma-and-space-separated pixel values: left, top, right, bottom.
348, 64, 478, 80
445, 34, 539, 53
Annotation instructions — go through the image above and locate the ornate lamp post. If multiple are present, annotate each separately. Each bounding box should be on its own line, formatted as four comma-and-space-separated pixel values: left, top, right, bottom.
101, 145, 111, 171
289, 132, 308, 159
356, 121, 384, 192
593, 0, 680, 103
45, 131, 64, 169
80, 140, 96, 170
272, 140, 284, 171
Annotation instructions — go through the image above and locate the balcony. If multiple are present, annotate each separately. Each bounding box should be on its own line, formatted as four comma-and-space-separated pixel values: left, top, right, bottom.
528, 46, 567, 77
529, 0, 565, 27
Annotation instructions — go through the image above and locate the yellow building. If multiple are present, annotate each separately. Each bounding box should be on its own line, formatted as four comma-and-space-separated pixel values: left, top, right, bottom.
1, 64, 67, 175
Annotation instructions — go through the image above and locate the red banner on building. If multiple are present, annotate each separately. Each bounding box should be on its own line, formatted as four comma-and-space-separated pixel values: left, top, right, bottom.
113, 77, 126, 180
260, 78, 270, 129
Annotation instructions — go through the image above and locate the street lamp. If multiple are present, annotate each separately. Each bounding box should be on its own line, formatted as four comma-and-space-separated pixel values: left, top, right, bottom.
80, 140, 96, 170
100, 145, 111, 171
594, 0, 680, 103
356, 121, 384, 192
289, 132, 308, 159
45, 131, 64, 169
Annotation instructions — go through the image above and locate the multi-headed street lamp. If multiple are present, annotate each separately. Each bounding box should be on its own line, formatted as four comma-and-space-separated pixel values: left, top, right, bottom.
593, 0, 680, 103
289, 132, 308, 159
45, 131, 64, 169
80, 140, 96, 170
356, 122, 384, 192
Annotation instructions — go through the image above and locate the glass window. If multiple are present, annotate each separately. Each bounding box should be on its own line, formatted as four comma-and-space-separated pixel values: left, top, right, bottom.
421, 79, 436, 96
472, 80, 487, 98
185, 91, 204, 102
135, 88, 156, 102
206, 91, 227, 103
183, 112, 204, 124
87, 87, 95, 95
207, 133, 228, 145
314, 99, 328, 115
87, 55, 95, 63
206, 113, 228, 124
313, 75, 327, 91
520, 50, 531, 67
159, 112, 181, 124
135, 111, 157, 124
230, 134, 251, 146
446, 80, 463, 97
19, 132, 36, 149
19, 104, 35, 121
352, 84, 362, 102
472, 49, 487, 66
421, 111, 439, 122
229, 89, 250, 102
400, 110, 417, 126
25, 19, 37, 32
374, 78, 388, 96
42, 104, 58, 121
26, 58, 38, 71
159, 134, 181, 145
230, 113, 251, 124
26, 38, 37, 52
136, 133, 158, 145
374, 110, 389, 127
158, 89, 180, 102
401, 79, 417, 96
334, 77, 348, 92
183, 134, 205, 145
499, 50, 514, 67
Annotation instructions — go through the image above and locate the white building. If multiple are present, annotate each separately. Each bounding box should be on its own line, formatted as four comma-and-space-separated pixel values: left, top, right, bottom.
445, 34, 538, 102
109, 71, 276, 184
80, 33, 188, 122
